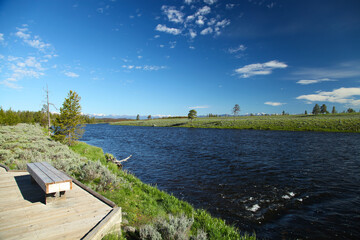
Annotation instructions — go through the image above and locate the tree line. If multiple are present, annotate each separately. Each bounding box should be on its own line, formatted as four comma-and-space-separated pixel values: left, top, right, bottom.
311, 104, 357, 115
0, 107, 95, 126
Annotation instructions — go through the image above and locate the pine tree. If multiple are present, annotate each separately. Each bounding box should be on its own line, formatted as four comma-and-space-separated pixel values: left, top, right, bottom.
320, 104, 328, 114
188, 109, 197, 120
305, 110, 308, 115
232, 104, 240, 116
53, 90, 84, 146
331, 106, 337, 114
136, 114, 140, 120
312, 104, 320, 115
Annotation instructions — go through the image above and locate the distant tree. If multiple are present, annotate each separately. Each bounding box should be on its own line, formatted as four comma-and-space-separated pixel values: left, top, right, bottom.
53, 90, 84, 146
0, 107, 5, 124
232, 104, 240, 116
147, 115, 152, 120
331, 106, 337, 114
347, 108, 355, 113
312, 104, 320, 115
320, 104, 329, 114
136, 114, 140, 120
282, 110, 286, 115
305, 110, 308, 115
188, 109, 197, 120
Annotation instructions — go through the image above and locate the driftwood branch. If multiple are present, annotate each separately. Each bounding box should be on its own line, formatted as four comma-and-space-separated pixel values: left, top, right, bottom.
117, 155, 132, 163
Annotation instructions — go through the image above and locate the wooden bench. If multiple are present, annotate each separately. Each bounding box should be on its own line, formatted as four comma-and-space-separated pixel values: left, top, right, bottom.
27, 162, 73, 204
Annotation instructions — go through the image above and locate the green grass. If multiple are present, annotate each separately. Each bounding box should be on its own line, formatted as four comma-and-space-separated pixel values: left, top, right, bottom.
112, 113, 360, 133
0, 124, 255, 240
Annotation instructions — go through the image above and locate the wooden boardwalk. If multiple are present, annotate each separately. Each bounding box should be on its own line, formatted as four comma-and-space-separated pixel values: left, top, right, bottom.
0, 169, 119, 240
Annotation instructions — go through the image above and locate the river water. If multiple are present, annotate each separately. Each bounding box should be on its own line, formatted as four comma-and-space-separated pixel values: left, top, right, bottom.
81, 124, 360, 239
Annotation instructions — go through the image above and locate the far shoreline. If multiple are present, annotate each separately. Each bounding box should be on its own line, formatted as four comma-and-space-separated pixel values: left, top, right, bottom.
108, 113, 360, 133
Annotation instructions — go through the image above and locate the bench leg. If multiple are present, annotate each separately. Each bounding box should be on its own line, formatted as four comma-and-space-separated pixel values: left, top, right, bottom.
45, 191, 67, 204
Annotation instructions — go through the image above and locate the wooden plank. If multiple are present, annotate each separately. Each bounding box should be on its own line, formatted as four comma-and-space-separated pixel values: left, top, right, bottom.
27, 163, 53, 183
35, 162, 64, 183
41, 162, 71, 182
83, 207, 122, 240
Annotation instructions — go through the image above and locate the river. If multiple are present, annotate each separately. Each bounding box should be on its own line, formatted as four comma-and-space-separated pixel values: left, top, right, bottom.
81, 124, 360, 239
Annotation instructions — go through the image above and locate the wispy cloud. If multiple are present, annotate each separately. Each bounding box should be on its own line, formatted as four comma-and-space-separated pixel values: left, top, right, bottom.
293, 61, 360, 79
161, 6, 184, 24
188, 105, 209, 109
15, 26, 52, 51
155, 24, 182, 35
204, 0, 217, 5
265, 101, 286, 106
296, 78, 336, 85
156, 4, 229, 39
64, 71, 79, 78
235, 60, 288, 78
296, 87, 360, 106
122, 65, 166, 71
1, 56, 45, 89
228, 44, 246, 54
0, 33, 4, 42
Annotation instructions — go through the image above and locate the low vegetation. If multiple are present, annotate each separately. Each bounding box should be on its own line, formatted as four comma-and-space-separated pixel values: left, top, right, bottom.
112, 113, 360, 133
0, 123, 255, 240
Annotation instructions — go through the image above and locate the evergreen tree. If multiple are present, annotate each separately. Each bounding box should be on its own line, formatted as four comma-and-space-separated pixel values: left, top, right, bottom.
332, 106, 337, 114
53, 90, 84, 146
305, 110, 308, 115
147, 115, 152, 120
0, 107, 5, 124
347, 108, 355, 113
188, 109, 197, 120
232, 104, 240, 116
136, 114, 140, 120
320, 104, 328, 114
312, 104, 320, 115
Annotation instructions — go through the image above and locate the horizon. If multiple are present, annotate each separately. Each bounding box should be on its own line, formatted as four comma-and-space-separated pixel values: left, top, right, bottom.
1, 0, 360, 116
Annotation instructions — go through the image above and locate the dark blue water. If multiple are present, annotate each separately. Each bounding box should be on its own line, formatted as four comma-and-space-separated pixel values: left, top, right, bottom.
81, 124, 360, 239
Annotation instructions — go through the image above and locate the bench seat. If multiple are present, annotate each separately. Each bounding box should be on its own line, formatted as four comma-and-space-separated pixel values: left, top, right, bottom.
27, 162, 73, 203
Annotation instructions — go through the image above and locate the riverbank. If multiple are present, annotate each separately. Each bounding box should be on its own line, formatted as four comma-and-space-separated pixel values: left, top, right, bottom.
112, 113, 360, 133
0, 124, 255, 240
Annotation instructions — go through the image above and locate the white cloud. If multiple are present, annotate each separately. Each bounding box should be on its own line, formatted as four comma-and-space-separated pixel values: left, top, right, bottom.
265, 102, 286, 106
196, 6, 211, 16
216, 19, 230, 28
296, 78, 336, 85
161, 6, 184, 24
228, 44, 246, 54
65, 72, 79, 78
293, 61, 360, 79
15, 26, 51, 51
155, 24, 182, 35
296, 87, 360, 106
122, 65, 166, 71
0, 33, 4, 41
0, 80, 22, 89
226, 4, 236, 9
154, 35, 160, 38
204, 0, 217, 5
200, 27, 213, 35
189, 29, 197, 38
196, 16, 206, 26
189, 105, 209, 109
235, 60, 288, 78
169, 41, 176, 49
184, 0, 193, 5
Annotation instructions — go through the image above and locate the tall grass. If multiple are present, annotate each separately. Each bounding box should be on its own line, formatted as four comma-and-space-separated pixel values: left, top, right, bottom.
0, 123, 255, 240
113, 113, 360, 133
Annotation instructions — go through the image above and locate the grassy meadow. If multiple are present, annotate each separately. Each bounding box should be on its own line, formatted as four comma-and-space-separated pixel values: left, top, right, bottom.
112, 113, 360, 133
0, 124, 255, 240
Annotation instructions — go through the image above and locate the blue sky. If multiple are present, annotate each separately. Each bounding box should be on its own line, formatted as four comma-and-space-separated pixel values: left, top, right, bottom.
1, 0, 360, 117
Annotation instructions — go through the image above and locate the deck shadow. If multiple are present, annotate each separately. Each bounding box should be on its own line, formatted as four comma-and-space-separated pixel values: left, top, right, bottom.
14, 175, 45, 204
